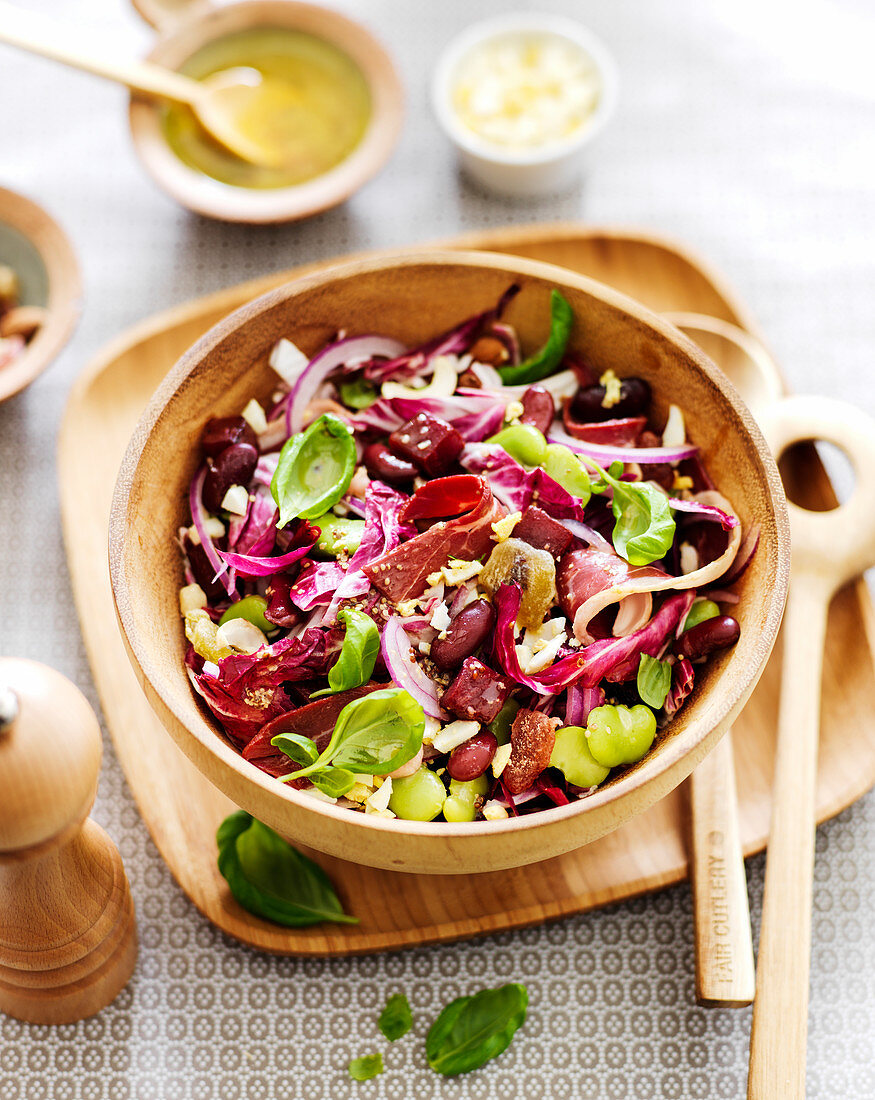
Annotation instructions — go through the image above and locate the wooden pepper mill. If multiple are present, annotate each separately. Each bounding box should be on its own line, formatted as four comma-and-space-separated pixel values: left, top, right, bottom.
0, 658, 137, 1024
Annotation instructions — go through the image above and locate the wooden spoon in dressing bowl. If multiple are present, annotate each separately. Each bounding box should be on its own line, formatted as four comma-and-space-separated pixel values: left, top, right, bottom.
0, 3, 283, 168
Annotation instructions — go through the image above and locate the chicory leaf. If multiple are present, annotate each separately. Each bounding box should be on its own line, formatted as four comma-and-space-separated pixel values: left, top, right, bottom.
379, 993, 413, 1041
426, 983, 528, 1077
310, 608, 380, 699
497, 290, 573, 385
637, 653, 672, 709
584, 459, 676, 566
271, 413, 356, 528
216, 811, 358, 926
348, 1054, 383, 1081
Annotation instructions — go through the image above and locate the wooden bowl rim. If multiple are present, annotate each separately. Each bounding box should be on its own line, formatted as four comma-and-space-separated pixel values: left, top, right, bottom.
110, 248, 790, 839
128, 0, 404, 224
0, 187, 81, 404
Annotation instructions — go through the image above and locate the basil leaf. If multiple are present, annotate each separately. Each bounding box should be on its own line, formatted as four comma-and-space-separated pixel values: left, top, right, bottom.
497, 290, 573, 385
271, 413, 356, 529
329, 688, 425, 775
309, 766, 356, 799
282, 688, 425, 783
310, 608, 380, 699
348, 1053, 383, 1081
426, 983, 528, 1077
216, 811, 358, 926
637, 653, 672, 708
271, 733, 319, 768
339, 377, 379, 410
379, 993, 413, 1041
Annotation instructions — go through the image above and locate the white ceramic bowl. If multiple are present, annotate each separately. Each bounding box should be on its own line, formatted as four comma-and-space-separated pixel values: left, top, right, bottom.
432, 13, 618, 198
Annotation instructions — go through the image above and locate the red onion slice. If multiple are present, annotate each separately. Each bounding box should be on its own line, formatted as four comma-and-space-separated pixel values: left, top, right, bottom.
548, 427, 699, 465
668, 496, 740, 529
381, 615, 447, 720
287, 334, 406, 436
189, 466, 236, 597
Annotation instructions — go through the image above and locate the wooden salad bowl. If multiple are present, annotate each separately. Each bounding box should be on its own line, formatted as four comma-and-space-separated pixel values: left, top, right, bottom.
109, 250, 790, 875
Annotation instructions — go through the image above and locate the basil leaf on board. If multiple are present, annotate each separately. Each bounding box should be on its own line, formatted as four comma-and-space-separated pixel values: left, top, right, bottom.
637, 653, 673, 708
339, 377, 379, 410
281, 688, 425, 783
348, 1054, 383, 1081
271, 732, 319, 768
309, 765, 356, 799
426, 983, 528, 1077
379, 993, 413, 1042
271, 413, 356, 529
310, 608, 381, 699
497, 290, 573, 385
216, 811, 358, 926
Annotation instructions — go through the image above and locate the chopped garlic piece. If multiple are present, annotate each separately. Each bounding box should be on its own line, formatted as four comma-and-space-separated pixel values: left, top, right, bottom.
365, 806, 397, 819
680, 542, 700, 575
600, 369, 622, 409
241, 398, 268, 435
662, 404, 686, 447
438, 559, 483, 586
432, 720, 480, 754
221, 484, 249, 515
492, 743, 512, 778
179, 583, 207, 615
482, 799, 509, 821
396, 599, 419, 617
504, 400, 524, 424
366, 777, 393, 813
521, 631, 567, 674
672, 473, 694, 491
216, 618, 267, 655
430, 602, 452, 633
422, 716, 442, 746
345, 783, 374, 805
187, 517, 225, 546
492, 511, 522, 542
269, 338, 308, 385
354, 774, 374, 787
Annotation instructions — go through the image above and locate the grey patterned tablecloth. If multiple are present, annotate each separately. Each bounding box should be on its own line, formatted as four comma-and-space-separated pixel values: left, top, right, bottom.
2, 1, 874, 1097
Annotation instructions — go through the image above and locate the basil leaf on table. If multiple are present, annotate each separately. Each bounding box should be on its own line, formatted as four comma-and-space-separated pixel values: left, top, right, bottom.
216, 811, 358, 926
426, 983, 528, 1077
310, 608, 381, 699
280, 688, 425, 784
637, 653, 673, 708
271, 413, 356, 528
379, 993, 413, 1041
497, 289, 573, 385
348, 1053, 383, 1081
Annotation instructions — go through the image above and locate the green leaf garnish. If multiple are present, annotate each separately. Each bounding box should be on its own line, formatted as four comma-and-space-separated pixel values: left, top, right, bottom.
271, 413, 356, 529
348, 1053, 383, 1081
637, 654, 672, 709
497, 289, 573, 385
271, 732, 319, 768
584, 459, 676, 566
426, 983, 528, 1077
310, 608, 380, 699
216, 811, 358, 926
277, 688, 425, 785
379, 993, 413, 1041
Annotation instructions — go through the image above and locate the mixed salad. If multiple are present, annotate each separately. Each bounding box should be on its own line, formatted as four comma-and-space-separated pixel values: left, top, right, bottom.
179, 286, 756, 823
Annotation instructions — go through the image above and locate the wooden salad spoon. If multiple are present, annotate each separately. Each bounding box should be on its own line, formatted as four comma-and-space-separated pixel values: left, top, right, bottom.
663, 312, 782, 1008
0, 2, 283, 168
748, 395, 875, 1097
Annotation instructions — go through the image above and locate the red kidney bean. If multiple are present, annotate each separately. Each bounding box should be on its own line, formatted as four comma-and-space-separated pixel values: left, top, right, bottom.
264, 575, 301, 629
430, 599, 496, 670
675, 615, 740, 661
519, 386, 555, 434
362, 441, 418, 485
447, 731, 498, 782
201, 416, 257, 459
569, 376, 651, 423
203, 442, 258, 512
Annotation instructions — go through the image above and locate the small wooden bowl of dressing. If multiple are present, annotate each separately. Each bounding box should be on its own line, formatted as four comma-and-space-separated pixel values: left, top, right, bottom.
129, 1, 403, 223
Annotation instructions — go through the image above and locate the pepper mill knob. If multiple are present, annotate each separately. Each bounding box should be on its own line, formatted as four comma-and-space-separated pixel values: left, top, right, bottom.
0, 658, 137, 1024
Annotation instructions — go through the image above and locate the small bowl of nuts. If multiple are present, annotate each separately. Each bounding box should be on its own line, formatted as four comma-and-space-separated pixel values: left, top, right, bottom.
0, 186, 81, 404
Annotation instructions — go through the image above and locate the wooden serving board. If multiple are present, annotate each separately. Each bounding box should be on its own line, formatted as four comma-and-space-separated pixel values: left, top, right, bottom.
58, 225, 875, 955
